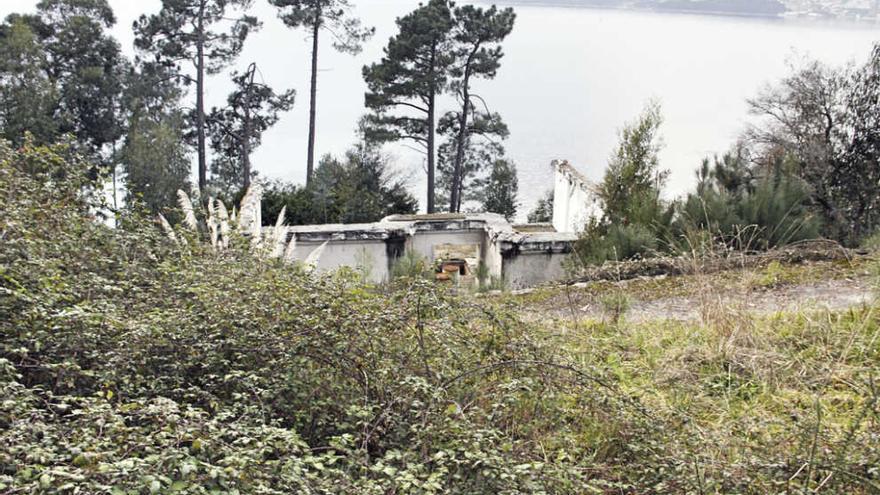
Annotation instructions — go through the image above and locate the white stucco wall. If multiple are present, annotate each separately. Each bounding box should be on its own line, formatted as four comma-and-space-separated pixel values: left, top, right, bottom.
294, 239, 393, 283
552, 160, 600, 233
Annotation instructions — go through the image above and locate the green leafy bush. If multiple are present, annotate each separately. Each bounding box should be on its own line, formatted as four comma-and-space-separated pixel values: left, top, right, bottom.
574, 103, 674, 265
0, 140, 657, 493
674, 152, 822, 251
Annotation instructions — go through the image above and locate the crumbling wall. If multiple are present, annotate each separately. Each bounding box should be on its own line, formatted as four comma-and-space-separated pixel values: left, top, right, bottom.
552, 160, 600, 233
499, 232, 578, 289
268, 213, 581, 288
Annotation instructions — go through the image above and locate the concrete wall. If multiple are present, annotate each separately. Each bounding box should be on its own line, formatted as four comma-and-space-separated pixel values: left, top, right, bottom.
499, 232, 578, 289
264, 213, 579, 288
552, 160, 600, 233
294, 239, 394, 282
502, 251, 572, 290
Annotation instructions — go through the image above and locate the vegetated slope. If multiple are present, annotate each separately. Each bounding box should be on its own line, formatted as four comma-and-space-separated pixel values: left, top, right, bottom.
1, 141, 879, 493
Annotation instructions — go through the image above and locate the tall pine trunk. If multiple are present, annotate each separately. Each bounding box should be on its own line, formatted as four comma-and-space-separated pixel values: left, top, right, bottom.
306, 7, 321, 187
242, 65, 256, 190
196, 3, 207, 198
451, 80, 470, 213
451, 46, 480, 213
427, 89, 436, 214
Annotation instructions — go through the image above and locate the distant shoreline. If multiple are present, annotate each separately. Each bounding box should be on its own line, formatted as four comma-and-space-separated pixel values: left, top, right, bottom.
477, 0, 880, 24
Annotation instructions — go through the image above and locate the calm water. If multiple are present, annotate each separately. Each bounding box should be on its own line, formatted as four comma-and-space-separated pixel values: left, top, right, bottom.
2, 0, 878, 218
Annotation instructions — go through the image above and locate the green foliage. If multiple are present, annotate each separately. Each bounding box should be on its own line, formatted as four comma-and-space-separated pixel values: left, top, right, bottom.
0, 17, 58, 146
207, 65, 296, 197
364, 2, 515, 214
134, 0, 261, 194
390, 249, 433, 280
527, 190, 553, 224
748, 42, 880, 244
598, 101, 667, 226
436, 111, 508, 212
598, 291, 630, 324
861, 229, 880, 251
442, 4, 516, 213
270, 0, 374, 55
0, 0, 126, 159
270, 0, 374, 181
3, 141, 880, 493
576, 219, 659, 264
750, 260, 797, 288
674, 151, 822, 251
122, 114, 191, 220
1, 141, 637, 492
474, 158, 518, 221
575, 103, 673, 265
261, 144, 417, 226
363, 0, 454, 212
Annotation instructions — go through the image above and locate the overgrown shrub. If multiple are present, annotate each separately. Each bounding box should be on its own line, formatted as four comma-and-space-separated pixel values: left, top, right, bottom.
674, 152, 822, 251
0, 140, 659, 493
261, 144, 417, 226
575, 103, 673, 265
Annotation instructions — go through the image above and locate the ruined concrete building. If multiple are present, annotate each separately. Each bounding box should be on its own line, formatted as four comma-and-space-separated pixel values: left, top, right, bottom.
268, 161, 597, 289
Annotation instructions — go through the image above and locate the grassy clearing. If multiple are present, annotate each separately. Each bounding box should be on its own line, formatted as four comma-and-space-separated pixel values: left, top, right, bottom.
506, 255, 874, 318
491, 257, 880, 492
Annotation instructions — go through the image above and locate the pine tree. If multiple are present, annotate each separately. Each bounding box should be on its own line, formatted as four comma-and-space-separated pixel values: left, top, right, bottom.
269, 0, 373, 185
362, 0, 454, 214
446, 4, 515, 212
0, 16, 58, 146
207, 63, 295, 198
527, 190, 554, 224
437, 109, 508, 212
120, 62, 192, 219
475, 158, 518, 221
134, 0, 260, 198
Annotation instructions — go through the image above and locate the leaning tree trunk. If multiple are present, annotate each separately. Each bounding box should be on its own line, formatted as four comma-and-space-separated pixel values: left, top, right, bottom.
451, 84, 470, 213
196, 4, 207, 198
306, 8, 321, 187
451, 47, 480, 213
242, 64, 256, 190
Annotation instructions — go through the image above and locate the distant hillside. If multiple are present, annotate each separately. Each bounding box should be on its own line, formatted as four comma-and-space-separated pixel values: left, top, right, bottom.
500, 0, 789, 16
642, 0, 787, 15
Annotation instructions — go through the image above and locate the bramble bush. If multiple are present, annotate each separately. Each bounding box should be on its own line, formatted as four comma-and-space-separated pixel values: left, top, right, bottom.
0, 140, 666, 493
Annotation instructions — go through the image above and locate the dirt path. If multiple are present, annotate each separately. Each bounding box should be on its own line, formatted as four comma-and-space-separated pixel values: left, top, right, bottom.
518, 275, 876, 324
617, 278, 874, 322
